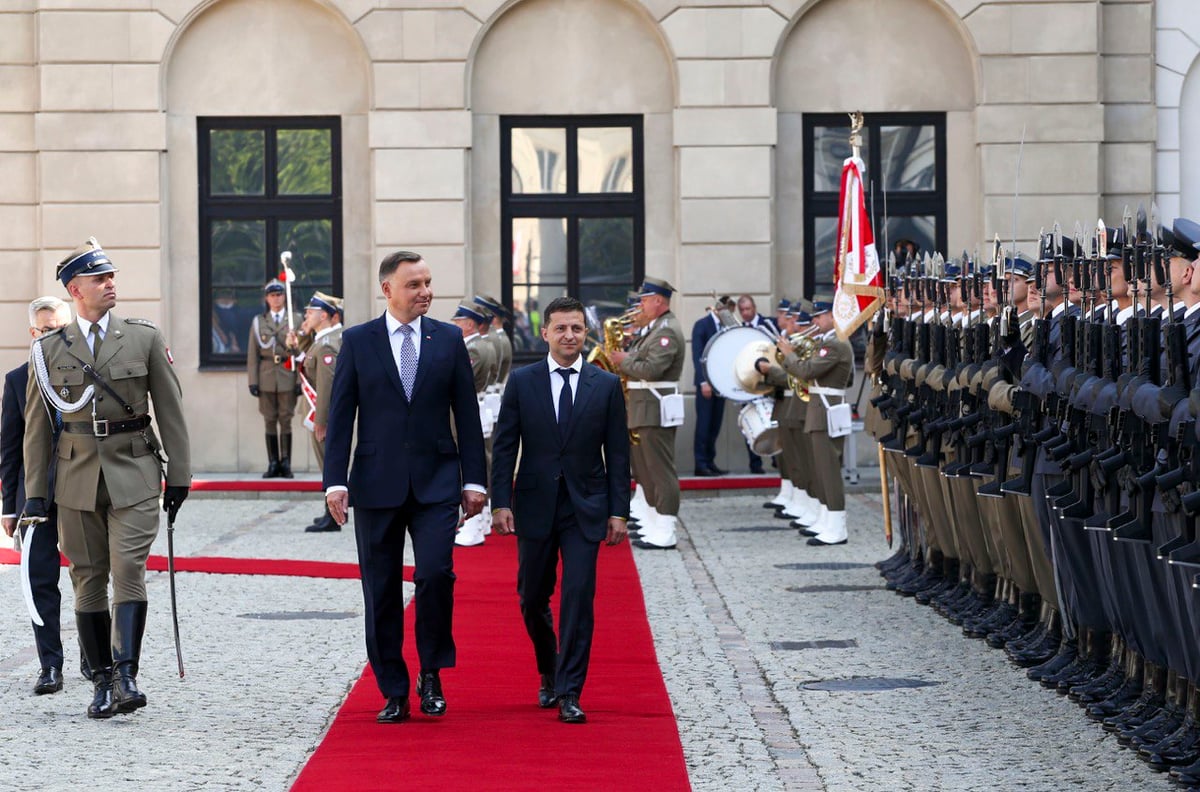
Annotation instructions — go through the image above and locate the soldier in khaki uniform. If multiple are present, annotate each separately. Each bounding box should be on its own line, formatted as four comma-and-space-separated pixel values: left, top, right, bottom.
611, 277, 686, 550
23, 237, 190, 719
475, 294, 514, 387
247, 280, 301, 478
451, 301, 499, 546
774, 297, 854, 546
287, 292, 343, 533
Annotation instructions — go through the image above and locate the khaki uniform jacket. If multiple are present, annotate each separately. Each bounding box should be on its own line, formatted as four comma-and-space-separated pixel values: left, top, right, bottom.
23, 314, 191, 511
762, 365, 802, 427
619, 311, 685, 429
487, 329, 513, 384
248, 311, 301, 392
465, 334, 498, 393
303, 326, 343, 428
783, 331, 854, 433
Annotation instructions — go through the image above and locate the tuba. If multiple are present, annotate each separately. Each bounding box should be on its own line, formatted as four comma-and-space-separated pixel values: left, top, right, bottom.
587, 305, 642, 445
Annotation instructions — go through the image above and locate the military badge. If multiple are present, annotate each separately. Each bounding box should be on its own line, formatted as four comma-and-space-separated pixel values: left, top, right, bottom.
659, 337, 670, 347
60, 386, 70, 398
819, 348, 829, 357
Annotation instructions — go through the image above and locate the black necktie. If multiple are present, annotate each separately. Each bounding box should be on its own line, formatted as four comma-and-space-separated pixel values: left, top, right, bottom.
557, 367, 573, 434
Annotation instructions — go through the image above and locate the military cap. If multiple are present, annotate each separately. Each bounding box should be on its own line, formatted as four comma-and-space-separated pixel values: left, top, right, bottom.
776, 298, 791, 311
794, 310, 813, 326
57, 237, 118, 287
264, 279, 286, 295
1165, 218, 1200, 262
636, 277, 676, 298
307, 291, 343, 316
453, 301, 488, 323
626, 291, 642, 307
1004, 253, 1034, 279
942, 261, 961, 282
1103, 228, 1123, 260
810, 294, 834, 316
474, 294, 512, 321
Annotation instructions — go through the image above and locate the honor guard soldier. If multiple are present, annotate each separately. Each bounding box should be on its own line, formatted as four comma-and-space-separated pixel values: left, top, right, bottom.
23, 237, 190, 719
248, 279, 301, 479
288, 292, 343, 533
775, 296, 854, 546
611, 277, 686, 550
451, 300, 499, 547
474, 294, 514, 388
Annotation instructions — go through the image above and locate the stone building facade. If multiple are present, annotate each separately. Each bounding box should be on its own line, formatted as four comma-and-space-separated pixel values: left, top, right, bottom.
0, 0, 1191, 473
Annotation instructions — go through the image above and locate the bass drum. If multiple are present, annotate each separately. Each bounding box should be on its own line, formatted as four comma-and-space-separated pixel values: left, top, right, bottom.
700, 325, 776, 402
737, 397, 782, 457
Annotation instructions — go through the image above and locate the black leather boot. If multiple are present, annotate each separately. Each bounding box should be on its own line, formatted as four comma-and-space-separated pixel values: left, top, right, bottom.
76, 610, 116, 719
112, 601, 148, 714
263, 434, 281, 478
305, 506, 341, 533
278, 434, 294, 479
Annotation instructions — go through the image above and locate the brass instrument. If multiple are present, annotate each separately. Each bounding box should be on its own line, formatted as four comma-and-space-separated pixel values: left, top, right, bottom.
776, 331, 819, 401
587, 306, 642, 445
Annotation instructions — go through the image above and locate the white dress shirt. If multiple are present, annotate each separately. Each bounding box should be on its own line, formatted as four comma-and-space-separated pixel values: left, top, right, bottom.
77, 312, 110, 355
548, 354, 583, 421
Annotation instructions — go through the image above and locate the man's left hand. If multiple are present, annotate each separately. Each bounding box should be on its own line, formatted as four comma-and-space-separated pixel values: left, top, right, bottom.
314, 423, 327, 443
1, 516, 15, 538
462, 490, 487, 518
605, 517, 628, 546
776, 337, 794, 357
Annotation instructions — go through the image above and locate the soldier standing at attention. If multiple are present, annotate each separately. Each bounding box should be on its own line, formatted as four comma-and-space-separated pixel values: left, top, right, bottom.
451, 300, 498, 547
248, 279, 301, 479
23, 237, 190, 719
287, 292, 344, 533
610, 277, 686, 550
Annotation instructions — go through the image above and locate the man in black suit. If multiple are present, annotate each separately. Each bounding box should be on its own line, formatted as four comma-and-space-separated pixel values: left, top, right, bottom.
1, 296, 74, 694
324, 251, 488, 724
736, 295, 779, 474
491, 296, 631, 724
690, 296, 733, 476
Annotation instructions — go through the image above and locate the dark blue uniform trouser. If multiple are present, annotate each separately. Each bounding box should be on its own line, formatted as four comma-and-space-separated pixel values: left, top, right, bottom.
693, 391, 724, 472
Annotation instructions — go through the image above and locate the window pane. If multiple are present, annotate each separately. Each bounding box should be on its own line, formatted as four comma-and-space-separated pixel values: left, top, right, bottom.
812, 126, 868, 193
881, 125, 935, 192
511, 128, 567, 194
813, 216, 838, 290
579, 217, 633, 284
579, 284, 632, 324
209, 129, 265, 196
278, 128, 333, 195
512, 217, 567, 283
510, 283, 567, 354
879, 215, 936, 266
578, 127, 633, 193
211, 220, 265, 285
211, 287, 264, 356
279, 219, 333, 287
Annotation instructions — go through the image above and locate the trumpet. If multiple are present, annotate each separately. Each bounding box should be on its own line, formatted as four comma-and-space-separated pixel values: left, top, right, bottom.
773, 329, 819, 402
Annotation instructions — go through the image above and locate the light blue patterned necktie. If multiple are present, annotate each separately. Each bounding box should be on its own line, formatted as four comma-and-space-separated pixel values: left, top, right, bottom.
399, 323, 417, 398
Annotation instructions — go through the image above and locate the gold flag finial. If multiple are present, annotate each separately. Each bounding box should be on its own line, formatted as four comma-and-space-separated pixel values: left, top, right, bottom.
848, 111, 864, 159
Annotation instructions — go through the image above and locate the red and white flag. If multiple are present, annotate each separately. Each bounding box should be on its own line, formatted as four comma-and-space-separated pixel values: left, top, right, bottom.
831, 156, 884, 340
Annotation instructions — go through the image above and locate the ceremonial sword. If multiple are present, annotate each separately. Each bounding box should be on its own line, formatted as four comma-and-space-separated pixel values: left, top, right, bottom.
16, 510, 46, 627
168, 512, 184, 678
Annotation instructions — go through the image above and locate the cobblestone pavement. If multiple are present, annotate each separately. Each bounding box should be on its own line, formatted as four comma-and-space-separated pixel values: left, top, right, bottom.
0, 492, 1167, 791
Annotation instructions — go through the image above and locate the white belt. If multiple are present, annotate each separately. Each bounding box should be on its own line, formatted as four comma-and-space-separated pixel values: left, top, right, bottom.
809, 386, 844, 397
783, 390, 795, 397
627, 381, 677, 390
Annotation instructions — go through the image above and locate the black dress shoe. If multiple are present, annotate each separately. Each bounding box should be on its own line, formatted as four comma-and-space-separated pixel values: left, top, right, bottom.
711, 466, 728, 475
305, 510, 341, 533
694, 467, 720, 477
417, 670, 447, 716
807, 536, 847, 546
33, 667, 62, 695
558, 694, 586, 724
749, 465, 765, 475
377, 696, 411, 723
538, 673, 556, 708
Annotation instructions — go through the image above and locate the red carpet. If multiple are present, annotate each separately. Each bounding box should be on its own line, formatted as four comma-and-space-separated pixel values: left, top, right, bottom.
291, 536, 691, 792
0, 548, 407, 581
183, 475, 777, 493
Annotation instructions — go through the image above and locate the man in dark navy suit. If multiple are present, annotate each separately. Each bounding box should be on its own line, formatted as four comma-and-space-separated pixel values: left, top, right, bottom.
491, 296, 631, 724
690, 296, 734, 476
324, 251, 487, 724
1, 296, 74, 695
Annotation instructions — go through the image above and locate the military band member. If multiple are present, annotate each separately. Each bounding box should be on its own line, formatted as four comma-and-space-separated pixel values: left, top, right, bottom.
611, 277, 686, 550
287, 292, 344, 533
2, 296, 78, 694
247, 279, 301, 479
773, 297, 854, 546
452, 301, 499, 547
23, 237, 190, 719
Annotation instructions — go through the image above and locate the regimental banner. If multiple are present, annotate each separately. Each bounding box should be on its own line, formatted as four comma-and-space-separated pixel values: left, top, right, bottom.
832, 155, 884, 340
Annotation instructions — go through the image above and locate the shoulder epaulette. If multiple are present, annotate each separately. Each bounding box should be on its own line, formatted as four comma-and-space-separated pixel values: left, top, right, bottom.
124, 318, 157, 328
36, 326, 65, 339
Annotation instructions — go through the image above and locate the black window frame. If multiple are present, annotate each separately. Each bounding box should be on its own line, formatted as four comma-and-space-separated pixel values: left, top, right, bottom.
197, 115, 343, 370
501, 114, 645, 365
802, 112, 946, 297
